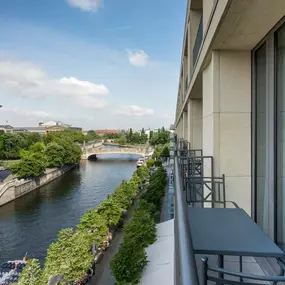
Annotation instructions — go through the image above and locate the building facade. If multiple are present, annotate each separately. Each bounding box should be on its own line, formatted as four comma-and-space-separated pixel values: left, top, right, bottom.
94, 129, 119, 137
175, 0, 285, 252
0, 125, 14, 133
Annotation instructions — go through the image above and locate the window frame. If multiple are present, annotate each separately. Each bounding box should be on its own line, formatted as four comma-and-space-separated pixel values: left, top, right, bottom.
252, 17, 285, 275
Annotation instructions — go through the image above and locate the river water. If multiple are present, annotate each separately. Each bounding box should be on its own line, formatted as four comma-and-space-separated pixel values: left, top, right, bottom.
0, 157, 138, 264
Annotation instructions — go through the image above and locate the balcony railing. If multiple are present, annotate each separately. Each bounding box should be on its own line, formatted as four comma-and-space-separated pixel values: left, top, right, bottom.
193, 15, 203, 67
173, 135, 199, 285
171, 135, 285, 285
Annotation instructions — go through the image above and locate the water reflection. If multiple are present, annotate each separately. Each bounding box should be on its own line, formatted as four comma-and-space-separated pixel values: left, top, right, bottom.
0, 159, 136, 264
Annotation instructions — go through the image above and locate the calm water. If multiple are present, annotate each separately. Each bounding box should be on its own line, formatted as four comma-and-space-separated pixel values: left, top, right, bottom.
0, 158, 138, 264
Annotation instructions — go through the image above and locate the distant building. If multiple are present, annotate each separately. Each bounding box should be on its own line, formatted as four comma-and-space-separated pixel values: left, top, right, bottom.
11, 120, 82, 135
0, 125, 14, 133
94, 129, 118, 137
13, 127, 46, 135
39, 121, 82, 132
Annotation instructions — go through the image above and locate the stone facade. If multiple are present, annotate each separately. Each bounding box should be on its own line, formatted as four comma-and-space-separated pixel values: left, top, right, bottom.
0, 166, 74, 207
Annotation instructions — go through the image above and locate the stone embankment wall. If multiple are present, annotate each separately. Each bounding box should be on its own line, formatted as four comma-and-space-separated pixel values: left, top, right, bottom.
0, 166, 73, 207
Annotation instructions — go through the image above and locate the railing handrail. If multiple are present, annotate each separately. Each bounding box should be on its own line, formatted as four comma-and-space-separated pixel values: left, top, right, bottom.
174, 141, 199, 285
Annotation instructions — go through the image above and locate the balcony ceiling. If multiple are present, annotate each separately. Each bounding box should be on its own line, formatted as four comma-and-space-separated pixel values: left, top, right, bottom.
190, 0, 202, 10
213, 0, 285, 50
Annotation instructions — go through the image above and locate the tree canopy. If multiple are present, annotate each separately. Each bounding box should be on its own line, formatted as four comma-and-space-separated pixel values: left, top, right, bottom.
9, 131, 82, 178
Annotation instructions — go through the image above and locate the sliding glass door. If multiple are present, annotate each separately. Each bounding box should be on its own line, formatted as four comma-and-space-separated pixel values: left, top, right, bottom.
255, 44, 267, 232
276, 24, 285, 250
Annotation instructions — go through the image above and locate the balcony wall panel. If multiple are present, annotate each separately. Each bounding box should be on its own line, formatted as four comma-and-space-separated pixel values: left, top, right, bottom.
202, 50, 251, 214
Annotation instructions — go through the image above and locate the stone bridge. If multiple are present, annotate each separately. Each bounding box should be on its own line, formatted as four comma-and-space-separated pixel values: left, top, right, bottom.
81, 144, 149, 160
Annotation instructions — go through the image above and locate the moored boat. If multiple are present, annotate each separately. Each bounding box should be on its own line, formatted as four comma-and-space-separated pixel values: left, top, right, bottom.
0, 254, 27, 284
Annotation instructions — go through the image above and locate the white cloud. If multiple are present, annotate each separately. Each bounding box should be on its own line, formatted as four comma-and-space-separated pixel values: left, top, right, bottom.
0, 60, 109, 109
114, 105, 154, 117
126, 50, 149, 67
2, 108, 55, 120
65, 0, 102, 11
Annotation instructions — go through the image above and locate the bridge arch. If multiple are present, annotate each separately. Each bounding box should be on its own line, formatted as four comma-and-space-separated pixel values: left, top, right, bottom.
87, 152, 145, 161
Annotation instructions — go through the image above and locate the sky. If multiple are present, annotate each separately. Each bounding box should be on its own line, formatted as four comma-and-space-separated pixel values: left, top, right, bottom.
0, 0, 186, 130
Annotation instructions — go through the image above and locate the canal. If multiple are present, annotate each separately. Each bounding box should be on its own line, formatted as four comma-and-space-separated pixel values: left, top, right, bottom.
0, 158, 138, 264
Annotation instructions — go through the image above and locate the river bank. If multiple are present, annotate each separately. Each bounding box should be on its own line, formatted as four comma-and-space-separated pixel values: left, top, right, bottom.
13, 164, 149, 284
0, 160, 137, 265
0, 165, 74, 207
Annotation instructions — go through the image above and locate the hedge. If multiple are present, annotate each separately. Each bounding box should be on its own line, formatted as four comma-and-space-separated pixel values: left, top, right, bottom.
16, 166, 150, 285
110, 167, 167, 285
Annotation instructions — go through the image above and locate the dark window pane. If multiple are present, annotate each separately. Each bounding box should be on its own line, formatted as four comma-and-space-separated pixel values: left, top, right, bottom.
276, 24, 285, 250
255, 44, 267, 231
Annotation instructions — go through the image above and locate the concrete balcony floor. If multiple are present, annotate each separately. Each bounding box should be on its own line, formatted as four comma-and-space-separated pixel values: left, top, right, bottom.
139, 219, 174, 285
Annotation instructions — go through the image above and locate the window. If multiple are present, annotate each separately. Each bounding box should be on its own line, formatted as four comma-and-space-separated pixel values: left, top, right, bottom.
276, 24, 285, 250
255, 44, 267, 231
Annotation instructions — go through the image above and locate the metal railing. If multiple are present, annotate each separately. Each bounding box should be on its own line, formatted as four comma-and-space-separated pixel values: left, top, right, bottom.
173, 136, 199, 285
193, 15, 203, 67
172, 135, 228, 285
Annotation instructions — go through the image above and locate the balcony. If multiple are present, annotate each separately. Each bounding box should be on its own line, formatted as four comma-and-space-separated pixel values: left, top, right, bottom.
172, 136, 285, 285
193, 15, 203, 68
140, 135, 285, 285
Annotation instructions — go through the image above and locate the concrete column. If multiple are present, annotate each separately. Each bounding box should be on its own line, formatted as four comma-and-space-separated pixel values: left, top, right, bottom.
176, 118, 183, 139
190, 99, 203, 149
187, 100, 191, 143
182, 111, 188, 140
202, 50, 251, 214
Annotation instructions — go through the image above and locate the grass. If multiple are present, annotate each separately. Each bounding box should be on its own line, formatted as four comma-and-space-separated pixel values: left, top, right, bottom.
0, 160, 20, 168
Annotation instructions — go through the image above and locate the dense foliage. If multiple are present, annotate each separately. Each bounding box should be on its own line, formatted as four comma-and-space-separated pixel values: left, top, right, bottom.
110, 167, 167, 285
8, 131, 82, 178
0, 132, 42, 160
16, 259, 42, 285
11, 151, 47, 179
152, 144, 170, 164
17, 166, 150, 284
149, 127, 170, 146
146, 158, 155, 168
113, 128, 148, 145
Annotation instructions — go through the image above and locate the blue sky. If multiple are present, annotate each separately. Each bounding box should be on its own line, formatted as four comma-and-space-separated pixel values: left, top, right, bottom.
0, 0, 186, 130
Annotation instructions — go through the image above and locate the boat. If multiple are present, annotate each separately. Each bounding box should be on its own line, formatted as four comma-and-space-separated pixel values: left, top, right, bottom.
0, 254, 27, 284
137, 159, 144, 167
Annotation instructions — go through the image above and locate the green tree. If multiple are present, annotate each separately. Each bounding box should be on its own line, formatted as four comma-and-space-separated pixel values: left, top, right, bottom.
42, 228, 93, 284
19, 133, 42, 147
87, 130, 96, 137
11, 151, 47, 178
45, 142, 65, 168
54, 138, 82, 165
110, 240, 148, 285
96, 198, 122, 227
146, 158, 155, 168
160, 144, 170, 158
17, 259, 42, 285
29, 142, 45, 153
116, 135, 127, 145
0, 133, 27, 159
149, 127, 170, 146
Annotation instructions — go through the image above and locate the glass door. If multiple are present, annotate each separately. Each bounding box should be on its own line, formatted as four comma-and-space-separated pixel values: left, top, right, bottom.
276, 24, 285, 250
255, 44, 268, 232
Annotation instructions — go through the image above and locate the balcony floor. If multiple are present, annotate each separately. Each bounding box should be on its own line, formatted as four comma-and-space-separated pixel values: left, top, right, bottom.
139, 219, 174, 285
195, 254, 268, 284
